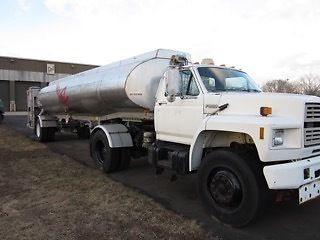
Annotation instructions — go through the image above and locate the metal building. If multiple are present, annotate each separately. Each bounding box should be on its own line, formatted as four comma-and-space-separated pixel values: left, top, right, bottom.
0, 56, 98, 111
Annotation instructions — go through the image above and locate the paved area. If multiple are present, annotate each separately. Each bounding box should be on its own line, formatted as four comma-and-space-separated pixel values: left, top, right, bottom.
3, 115, 320, 240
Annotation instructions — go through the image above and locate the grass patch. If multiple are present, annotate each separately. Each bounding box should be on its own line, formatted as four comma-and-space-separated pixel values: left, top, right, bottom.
0, 126, 220, 240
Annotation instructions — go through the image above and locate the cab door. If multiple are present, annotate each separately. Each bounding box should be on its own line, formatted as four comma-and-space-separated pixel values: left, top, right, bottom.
155, 68, 204, 145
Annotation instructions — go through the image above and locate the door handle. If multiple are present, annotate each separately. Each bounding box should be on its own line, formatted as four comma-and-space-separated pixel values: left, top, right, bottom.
158, 101, 167, 105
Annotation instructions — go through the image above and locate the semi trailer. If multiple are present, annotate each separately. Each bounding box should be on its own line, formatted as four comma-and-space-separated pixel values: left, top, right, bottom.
27, 49, 320, 227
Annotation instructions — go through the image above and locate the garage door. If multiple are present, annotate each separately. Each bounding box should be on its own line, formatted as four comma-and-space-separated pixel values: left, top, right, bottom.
15, 81, 41, 111
0, 80, 10, 111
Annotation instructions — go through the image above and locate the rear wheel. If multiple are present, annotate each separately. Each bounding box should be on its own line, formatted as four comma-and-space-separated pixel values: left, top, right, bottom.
90, 130, 132, 172
35, 120, 55, 142
35, 121, 46, 141
117, 148, 131, 171
47, 128, 56, 141
198, 149, 265, 227
90, 130, 119, 172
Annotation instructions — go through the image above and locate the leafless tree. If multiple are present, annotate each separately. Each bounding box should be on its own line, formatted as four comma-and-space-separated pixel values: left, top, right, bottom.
296, 74, 320, 96
262, 79, 299, 94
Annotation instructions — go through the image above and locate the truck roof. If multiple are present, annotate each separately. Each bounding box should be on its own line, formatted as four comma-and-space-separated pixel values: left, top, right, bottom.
186, 64, 246, 73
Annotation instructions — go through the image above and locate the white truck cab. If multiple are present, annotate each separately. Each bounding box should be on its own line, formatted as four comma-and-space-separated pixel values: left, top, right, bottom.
153, 62, 320, 226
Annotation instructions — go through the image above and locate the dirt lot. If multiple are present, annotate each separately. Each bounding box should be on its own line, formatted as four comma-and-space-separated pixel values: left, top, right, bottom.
0, 125, 218, 240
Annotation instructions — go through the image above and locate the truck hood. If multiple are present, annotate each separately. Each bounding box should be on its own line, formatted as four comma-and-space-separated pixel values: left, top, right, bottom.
207, 92, 320, 122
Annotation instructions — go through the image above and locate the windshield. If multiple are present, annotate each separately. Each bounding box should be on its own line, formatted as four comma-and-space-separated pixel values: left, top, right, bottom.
197, 67, 261, 93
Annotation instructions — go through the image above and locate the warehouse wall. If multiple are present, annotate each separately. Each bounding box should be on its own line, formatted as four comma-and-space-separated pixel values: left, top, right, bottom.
15, 81, 41, 111
0, 56, 98, 112
0, 81, 9, 111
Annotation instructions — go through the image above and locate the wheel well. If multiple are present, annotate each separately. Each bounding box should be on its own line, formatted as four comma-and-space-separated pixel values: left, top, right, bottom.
90, 127, 101, 137
203, 131, 254, 148
190, 130, 259, 171
203, 144, 267, 190
204, 143, 259, 161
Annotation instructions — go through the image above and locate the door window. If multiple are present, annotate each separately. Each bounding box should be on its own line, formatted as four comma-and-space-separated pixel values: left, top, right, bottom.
180, 70, 200, 96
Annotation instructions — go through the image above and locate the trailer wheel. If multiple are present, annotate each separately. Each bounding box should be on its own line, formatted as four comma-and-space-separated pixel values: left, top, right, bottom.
90, 130, 119, 172
198, 149, 263, 227
35, 120, 48, 142
47, 128, 56, 141
35, 120, 55, 142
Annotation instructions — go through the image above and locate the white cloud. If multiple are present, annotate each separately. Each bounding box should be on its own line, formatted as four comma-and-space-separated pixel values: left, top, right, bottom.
17, 0, 31, 12
43, 0, 145, 19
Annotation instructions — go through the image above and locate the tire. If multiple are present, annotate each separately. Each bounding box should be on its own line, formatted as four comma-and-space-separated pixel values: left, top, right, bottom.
77, 126, 90, 139
117, 148, 132, 171
35, 120, 48, 142
90, 130, 119, 172
35, 120, 55, 142
198, 149, 264, 227
47, 128, 56, 141
0, 113, 3, 124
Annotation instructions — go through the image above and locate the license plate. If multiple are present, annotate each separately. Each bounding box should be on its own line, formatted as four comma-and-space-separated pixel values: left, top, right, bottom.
299, 179, 320, 204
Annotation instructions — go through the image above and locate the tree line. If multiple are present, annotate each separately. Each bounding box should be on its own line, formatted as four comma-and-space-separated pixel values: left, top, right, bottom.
261, 74, 320, 96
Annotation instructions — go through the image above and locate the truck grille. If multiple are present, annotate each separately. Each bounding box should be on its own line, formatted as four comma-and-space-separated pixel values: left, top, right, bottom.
305, 103, 320, 122
305, 103, 320, 147
305, 128, 320, 146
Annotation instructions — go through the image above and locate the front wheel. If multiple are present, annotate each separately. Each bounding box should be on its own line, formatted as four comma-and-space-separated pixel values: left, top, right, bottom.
198, 149, 264, 227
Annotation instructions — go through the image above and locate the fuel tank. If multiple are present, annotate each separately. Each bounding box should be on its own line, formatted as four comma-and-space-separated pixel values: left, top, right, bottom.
38, 49, 190, 116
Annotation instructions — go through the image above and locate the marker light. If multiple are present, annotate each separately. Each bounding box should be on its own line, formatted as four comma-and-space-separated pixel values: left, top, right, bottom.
201, 58, 215, 65
259, 127, 264, 139
260, 107, 272, 116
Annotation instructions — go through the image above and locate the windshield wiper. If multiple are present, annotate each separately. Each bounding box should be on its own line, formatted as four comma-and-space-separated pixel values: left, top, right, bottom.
222, 88, 261, 92
246, 89, 261, 92
237, 88, 261, 92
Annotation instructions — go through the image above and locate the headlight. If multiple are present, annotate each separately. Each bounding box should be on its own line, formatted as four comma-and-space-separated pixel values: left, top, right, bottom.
272, 129, 284, 146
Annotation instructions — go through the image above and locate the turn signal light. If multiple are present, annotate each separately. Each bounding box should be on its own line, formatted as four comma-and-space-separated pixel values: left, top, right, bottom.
259, 127, 264, 139
260, 107, 272, 116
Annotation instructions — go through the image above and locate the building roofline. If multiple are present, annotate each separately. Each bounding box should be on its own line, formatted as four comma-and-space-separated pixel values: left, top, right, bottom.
0, 55, 99, 67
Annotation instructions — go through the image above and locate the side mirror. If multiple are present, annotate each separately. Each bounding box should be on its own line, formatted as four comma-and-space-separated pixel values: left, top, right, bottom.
166, 67, 180, 102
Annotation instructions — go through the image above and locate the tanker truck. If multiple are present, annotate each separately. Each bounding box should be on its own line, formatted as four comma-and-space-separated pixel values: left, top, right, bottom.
27, 49, 320, 227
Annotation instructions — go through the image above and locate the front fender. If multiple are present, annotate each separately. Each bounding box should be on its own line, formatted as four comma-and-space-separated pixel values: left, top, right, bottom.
189, 115, 302, 171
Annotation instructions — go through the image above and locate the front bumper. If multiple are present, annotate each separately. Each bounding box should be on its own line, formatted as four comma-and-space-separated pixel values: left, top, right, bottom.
263, 155, 320, 189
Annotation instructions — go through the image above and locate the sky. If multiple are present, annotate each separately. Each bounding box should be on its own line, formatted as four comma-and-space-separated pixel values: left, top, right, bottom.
0, 0, 320, 84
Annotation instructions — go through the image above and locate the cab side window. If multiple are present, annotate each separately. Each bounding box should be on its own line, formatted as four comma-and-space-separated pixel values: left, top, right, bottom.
180, 70, 200, 96
202, 76, 216, 92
